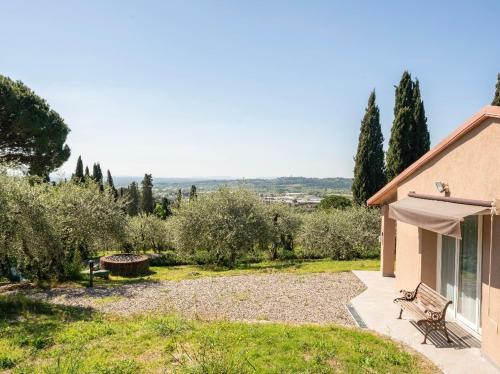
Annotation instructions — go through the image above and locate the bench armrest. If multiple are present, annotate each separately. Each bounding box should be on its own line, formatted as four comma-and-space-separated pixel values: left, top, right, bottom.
396, 288, 417, 301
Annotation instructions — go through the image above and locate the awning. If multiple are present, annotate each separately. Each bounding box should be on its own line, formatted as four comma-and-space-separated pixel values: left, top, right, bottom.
388, 197, 490, 239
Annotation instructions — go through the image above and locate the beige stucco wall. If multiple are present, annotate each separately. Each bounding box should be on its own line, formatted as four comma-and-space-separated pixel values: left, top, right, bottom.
391, 117, 500, 366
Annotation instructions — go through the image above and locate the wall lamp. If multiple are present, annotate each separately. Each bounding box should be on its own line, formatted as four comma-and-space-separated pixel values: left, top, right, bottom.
435, 181, 449, 194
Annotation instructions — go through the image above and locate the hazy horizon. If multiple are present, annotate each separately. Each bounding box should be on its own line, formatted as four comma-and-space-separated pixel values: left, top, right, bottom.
3, 1, 500, 178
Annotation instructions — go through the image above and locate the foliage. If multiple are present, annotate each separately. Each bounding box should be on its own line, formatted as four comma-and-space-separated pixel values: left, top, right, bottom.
189, 184, 197, 201
92, 162, 103, 184
72, 155, 84, 183
352, 91, 386, 205
176, 188, 183, 208
493, 73, 500, 106
0, 75, 71, 178
126, 182, 140, 216
386, 71, 430, 180
318, 194, 352, 210
298, 206, 380, 260
154, 197, 172, 219
106, 169, 118, 198
0, 295, 436, 373
0, 172, 126, 281
172, 187, 269, 267
266, 204, 302, 260
126, 214, 173, 252
141, 173, 154, 214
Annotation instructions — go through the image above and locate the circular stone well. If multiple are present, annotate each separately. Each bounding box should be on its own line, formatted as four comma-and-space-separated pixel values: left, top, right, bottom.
100, 254, 149, 276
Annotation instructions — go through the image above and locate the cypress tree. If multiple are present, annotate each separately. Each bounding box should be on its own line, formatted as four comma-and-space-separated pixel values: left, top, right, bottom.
92, 163, 104, 191
352, 91, 386, 205
73, 156, 84, 182
492, 73, 500, 106
386, 71, 430, 180
84, 166, 90, 179
386, 107, 414, 179
106, 169, 118, 198
176, 188, 182, 208
189, 185, 197, 201
127, 182, 140, 216
141, 174, 154, 214
92, 163, 103, 184
412, 80, 430, 159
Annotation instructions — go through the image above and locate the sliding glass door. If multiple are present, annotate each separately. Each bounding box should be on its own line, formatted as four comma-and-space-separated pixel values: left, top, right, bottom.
457, 216, 481, 329
437, 216, 482, 333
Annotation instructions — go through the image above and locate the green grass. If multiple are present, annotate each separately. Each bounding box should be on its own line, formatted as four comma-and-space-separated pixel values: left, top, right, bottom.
78, 258, 380, 287
0, 295, 436, 373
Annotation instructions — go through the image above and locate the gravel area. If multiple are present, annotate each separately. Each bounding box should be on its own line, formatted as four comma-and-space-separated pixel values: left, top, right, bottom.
29, 272, 365, 325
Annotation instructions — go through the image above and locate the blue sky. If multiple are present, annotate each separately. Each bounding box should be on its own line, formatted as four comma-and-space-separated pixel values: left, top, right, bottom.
1, 1, 499, 178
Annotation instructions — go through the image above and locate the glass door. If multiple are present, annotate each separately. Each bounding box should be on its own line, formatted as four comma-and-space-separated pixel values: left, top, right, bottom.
456, 216, 481, 331
437, 216, 482, 333
439, 235, 457, 305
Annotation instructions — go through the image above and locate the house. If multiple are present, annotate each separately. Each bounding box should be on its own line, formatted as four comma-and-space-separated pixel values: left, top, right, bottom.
368, 105, 500, 367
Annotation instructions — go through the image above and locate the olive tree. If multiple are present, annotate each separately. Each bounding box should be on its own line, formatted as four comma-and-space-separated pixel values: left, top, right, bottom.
172, 187, 269, 267
126, 214, 174, 252
297, 206, 380, 260
0, 171, 126, 281
265, 204, 302, 260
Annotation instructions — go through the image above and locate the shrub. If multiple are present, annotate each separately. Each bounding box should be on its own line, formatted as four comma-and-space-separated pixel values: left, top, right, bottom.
126, 214, 174, 252
148, 251, 187, 266
172, 187, 269, 267
318, 194, 352, 210
297, 206, 380, 260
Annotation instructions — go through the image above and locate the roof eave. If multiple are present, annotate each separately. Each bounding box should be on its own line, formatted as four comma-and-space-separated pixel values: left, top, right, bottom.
367, 105, 500, 206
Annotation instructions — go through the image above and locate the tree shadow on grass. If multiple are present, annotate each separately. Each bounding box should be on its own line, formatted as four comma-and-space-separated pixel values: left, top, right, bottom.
0, 294, 94, 350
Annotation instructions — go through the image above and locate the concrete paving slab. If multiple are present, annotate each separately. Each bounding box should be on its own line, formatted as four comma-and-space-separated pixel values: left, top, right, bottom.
351, 271, 499, 374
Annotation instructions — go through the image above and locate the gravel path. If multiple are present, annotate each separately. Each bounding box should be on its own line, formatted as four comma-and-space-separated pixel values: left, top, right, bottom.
29, 272, 365, 325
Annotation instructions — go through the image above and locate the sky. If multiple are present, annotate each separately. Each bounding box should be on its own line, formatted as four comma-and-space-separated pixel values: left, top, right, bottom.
1, 1, 499, 178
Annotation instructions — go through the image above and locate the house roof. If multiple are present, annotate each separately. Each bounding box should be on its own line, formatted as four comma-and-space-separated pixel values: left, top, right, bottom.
367, 105, 500, 206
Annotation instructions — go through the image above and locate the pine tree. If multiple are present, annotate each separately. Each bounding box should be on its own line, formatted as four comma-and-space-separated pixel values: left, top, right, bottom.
352, 91, 386, 205
412, 80, 430, 159
176, 188, 182, 208
127, 182, 140, 216
189, 185, 197, 201
141, 174, 154, 214
492, 73, 500, 106
73, 156, 84, 182
386, 71, 430, 180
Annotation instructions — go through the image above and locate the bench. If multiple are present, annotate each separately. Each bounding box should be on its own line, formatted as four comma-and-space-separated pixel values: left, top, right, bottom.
80, 269, 110, 279
394, 282, 452, 344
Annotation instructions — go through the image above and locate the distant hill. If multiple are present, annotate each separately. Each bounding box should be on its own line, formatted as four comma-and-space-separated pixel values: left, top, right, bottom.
113, 176, 353, 197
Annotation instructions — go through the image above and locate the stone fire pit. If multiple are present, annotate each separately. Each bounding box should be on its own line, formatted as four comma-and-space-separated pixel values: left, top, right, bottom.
100, 254, 149, 276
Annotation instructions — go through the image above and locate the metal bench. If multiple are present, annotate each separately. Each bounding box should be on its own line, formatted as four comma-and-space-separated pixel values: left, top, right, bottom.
394, 282, 452, 344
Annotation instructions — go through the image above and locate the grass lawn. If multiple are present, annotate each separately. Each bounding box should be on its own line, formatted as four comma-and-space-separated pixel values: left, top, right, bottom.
0, 295, 436, 373
77, 258, 380, 287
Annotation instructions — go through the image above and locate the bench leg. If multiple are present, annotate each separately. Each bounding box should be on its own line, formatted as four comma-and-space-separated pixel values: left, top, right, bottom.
398, 308, 403, 319
443, 322, 452, 343
422, 324, 429, 344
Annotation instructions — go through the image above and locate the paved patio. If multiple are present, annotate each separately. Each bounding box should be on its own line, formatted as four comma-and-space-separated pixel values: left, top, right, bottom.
350, 271, 499, 374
